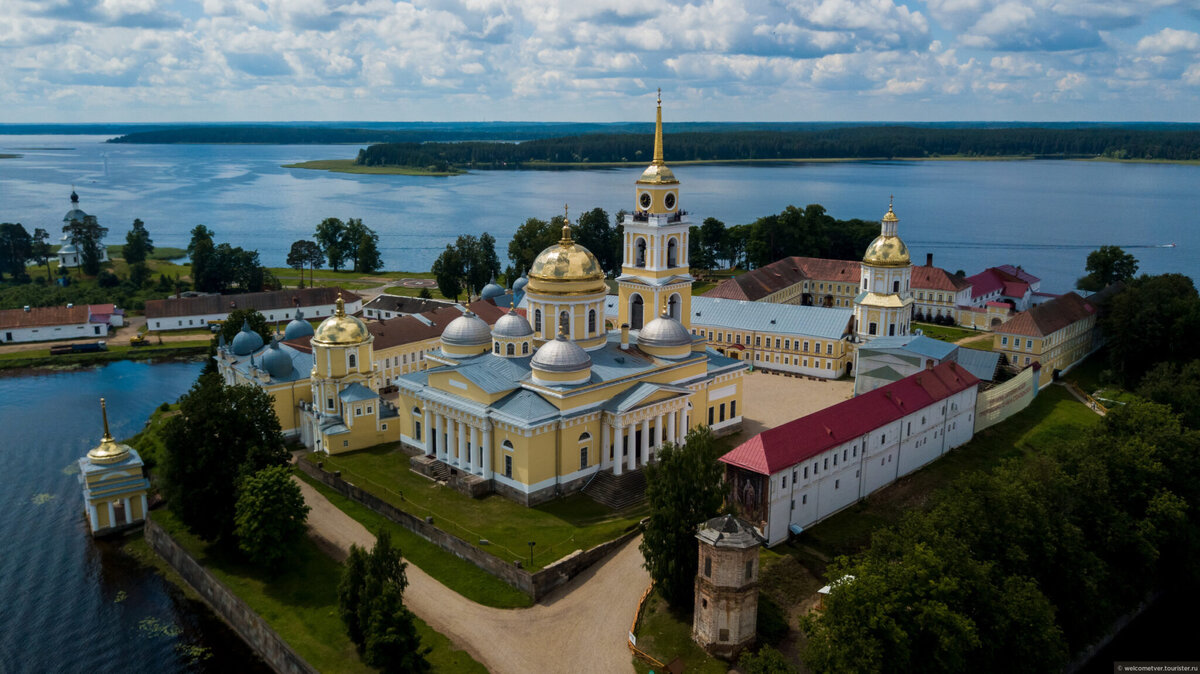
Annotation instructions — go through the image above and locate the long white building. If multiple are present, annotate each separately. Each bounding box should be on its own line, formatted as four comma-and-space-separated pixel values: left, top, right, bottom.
144, 286, 361, 331
721, 361, 980, 546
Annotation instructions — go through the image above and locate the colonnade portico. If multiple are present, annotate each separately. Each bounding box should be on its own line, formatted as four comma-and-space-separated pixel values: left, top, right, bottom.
603, 403, 689, 476
423, 405, 493, 480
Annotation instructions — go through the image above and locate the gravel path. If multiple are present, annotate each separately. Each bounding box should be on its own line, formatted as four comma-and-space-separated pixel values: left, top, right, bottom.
294, 477, 644, 674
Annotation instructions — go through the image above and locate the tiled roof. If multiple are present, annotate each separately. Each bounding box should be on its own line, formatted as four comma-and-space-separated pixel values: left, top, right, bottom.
967, 268, 1029, 300
145, 286, 349, 319
993, 264, 1040, 285
911, 265, 971, 292
0, 304, 90, 329
702, 256, 860, 301
721, 361, 979, 475
370, 301, 505, 350
995, 292, 1095, 338
691, 296, 852, 340
363, 295, 452, 314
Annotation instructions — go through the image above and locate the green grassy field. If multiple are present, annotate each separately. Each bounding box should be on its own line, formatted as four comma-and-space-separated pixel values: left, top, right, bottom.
632, 593, 727, 674
912, 321, 981, 342
283, 159, 464, 176
151, 508, 485, 673
304, 447, 645, 571
0, 341, 209, 369
295, 472, 533, 608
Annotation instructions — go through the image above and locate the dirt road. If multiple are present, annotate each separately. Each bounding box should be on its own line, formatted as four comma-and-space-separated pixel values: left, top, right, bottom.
294, 477, 645, 674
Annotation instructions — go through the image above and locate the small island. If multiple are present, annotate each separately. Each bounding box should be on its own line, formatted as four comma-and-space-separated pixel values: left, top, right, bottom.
282, 159, 464, 176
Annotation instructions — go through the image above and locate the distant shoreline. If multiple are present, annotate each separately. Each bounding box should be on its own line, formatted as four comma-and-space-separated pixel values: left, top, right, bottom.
282, 159, 464, 176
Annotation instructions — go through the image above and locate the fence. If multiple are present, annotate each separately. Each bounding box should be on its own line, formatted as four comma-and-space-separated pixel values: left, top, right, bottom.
975, 365, 1040, 432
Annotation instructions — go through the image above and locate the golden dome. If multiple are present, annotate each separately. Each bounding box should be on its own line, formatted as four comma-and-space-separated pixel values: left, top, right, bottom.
526, 213, 608, 296
863, 235, 911, 267
88, 399, 133, 465
313, 295, 370, 345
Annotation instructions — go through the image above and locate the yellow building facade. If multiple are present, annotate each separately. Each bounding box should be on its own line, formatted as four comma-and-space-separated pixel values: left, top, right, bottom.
993, 292, 1098, 386
78, 399, 150, 536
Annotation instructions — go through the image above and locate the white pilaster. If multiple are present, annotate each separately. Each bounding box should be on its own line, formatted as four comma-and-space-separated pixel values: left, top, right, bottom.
139, 494, 148, 522
456, 420, 466, 467
667, 410, 677, 445
106, 501, 115, 529
655, 413, 665, 451
614, 424, 625, 476
482, 422, 493, 479
601, 422, 610, 470
423, 407, 431, 452
471, 425, 481, 475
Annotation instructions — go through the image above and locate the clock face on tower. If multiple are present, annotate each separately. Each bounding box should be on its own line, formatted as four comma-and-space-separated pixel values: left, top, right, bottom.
639, 192, 651, 209
664, 192, 677, 210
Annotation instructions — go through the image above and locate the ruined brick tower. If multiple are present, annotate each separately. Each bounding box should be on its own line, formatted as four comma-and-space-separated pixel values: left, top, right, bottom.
692, 514, 764, 659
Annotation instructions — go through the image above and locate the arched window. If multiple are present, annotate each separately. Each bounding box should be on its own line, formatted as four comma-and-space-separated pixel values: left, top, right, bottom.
588, 309, 596, 333
348, 353, 356, 368
893, 279, 900, 292
534, 309, 542, 333
668, 293, 680, 320
635, 238, 647, 267
559, 310, 570, 336
493, 342, 500, 354
579, 432, 592, 442
502, 440, 514, 449
506, 343, 515, 355
522, 342, 529, 354
667, 238, 678, 267
630, 294, 644, 329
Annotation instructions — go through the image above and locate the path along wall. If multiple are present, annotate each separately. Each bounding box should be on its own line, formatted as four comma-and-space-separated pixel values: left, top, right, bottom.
145, 519, 318, 674
297, 460, 640, 601
974, 364, 1040, 432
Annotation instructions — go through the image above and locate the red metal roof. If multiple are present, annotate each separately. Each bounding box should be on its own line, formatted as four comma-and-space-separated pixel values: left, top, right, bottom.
967, 267, 1029, 300
720, 361, 979, 476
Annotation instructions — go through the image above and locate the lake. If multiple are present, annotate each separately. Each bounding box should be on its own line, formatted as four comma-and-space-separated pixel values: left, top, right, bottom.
0, 360, 269, 673
0, 135, 1196, 293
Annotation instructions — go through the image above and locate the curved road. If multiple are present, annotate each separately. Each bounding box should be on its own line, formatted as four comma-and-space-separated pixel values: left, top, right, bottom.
294, 477, 645, 674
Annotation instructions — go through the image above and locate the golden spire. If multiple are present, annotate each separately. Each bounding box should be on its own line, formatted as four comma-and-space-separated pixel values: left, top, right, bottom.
335, 294, 346, 317
87, 397, 131, 464
100, 398, 112, 442
652, 88, 664, 166
560, 203, 574, 244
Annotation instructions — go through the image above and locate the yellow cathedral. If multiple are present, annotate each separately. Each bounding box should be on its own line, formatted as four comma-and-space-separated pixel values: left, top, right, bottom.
280, 94, 749, 506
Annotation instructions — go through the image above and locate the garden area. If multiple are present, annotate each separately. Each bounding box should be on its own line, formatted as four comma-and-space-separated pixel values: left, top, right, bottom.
302, 445, 646, 572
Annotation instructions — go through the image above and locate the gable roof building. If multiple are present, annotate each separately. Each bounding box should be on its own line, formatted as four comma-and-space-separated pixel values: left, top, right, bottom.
145, 286, 361, 330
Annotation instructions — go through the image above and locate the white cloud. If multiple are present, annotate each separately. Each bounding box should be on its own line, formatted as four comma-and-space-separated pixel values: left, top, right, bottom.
1137, 28, 1200, 55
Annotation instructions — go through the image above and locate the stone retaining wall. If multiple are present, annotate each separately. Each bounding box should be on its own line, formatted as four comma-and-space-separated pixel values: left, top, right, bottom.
144, 519, 318, 674
297, 460, 641, 601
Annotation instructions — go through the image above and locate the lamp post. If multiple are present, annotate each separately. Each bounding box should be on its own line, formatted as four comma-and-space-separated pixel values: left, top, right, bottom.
527, 541, 536, 568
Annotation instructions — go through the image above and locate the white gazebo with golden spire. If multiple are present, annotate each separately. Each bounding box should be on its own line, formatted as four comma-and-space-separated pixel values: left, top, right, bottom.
78, 399, 150, 536
618, 89, 694, 330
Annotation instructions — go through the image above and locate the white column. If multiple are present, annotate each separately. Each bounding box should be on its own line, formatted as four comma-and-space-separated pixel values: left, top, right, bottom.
106, 501, 115, 529
601, 422, 610, 470
633, 420, 645, 470
667, 410, 677, 445
434, 414, 444, 461
678, 410, 688, 444
482, 422, 493, 480
122, 498, 132, 525
88, 503, 99, 533
456, 420, 466, 467
423, 407, 431, 452
139, 494, 148, 522
614, 424, 625, 476
655, 413, 665, 450
471, 425, 481, 475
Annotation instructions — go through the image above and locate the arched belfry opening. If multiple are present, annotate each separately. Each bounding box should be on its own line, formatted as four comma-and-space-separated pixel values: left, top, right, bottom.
630, 295, 644, 329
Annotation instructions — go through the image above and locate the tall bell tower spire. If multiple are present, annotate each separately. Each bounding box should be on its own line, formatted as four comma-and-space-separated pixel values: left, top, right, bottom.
618, 91, 693, 331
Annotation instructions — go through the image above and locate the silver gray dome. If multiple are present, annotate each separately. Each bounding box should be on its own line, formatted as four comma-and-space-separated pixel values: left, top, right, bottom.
512, 273, 529, 291
491, 309, 533, 338
442, 311, 491, 346
231, 320, 265, 356
531, 334, 591, 372
63, 208, 89, 223
262, 339, 293, 378
284, 310, 315, 340
481, 281, 505, 300
638, 315, 692, 348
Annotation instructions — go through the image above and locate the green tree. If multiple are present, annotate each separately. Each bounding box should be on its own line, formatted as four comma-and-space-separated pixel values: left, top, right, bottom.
338, 530, 430, 673
187, 225, 217, 292
574, 207, 619, 272
315, 217, 349, 271
286, 240, 310, 284
477, 232, 501, 284
0, 223, 33, 282
1137, 359, 1200, 429
417, 287, 433, 299
507, 217, 557, 273
639, 426, 727, 609
31, 227, 53, 282
739, 646, 797, 674
234, 465, 310, 569
1078, 245, 1138, 291
353, 223, 384, 274
160, 372, 289, 541
1102, 274, 1200, 385
699, 217, 727, 269
431, 244, 463, 301
63, 214, 108, 276
122, 218, 154, 265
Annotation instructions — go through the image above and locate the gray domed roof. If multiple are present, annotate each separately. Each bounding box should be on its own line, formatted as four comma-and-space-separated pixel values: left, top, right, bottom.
442, 311, 491, 346
531, 334, 591, 372
639, 315, 692, 348
284, 309, 315, 340
63, 208, 89, 223
261, 339, 293, 378
512, 272, 529, 291
480, 279, 505, 300
492, 309, 533, 338
231, 320, 265, 356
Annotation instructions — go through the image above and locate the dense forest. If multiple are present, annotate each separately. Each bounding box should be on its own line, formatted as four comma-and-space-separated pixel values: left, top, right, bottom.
356, 126, 1200, 167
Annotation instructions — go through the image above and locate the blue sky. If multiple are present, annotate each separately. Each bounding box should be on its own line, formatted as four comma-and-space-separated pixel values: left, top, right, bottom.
3, 0, 1200, 122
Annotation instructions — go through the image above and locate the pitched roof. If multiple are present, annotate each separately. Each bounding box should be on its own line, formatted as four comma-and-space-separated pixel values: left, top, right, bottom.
702, 256, 860, 302
952, 347, 1003, 382
996, 292, 1095, 338
966, 268, 1029, 300
993, 264, 1040, 285
691, 296, 853, 340
911, 265, 971, 293
362, 295, 453, 314
721, 361, 979, 476
862, 334, 957, 360
145, 286, 349, 319
0, 304, 90, 329
369, 301, 505, 350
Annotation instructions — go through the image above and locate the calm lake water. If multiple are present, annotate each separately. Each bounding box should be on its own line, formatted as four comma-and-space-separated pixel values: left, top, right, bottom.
0, 360, 269, 674
0, 135, 1196, 293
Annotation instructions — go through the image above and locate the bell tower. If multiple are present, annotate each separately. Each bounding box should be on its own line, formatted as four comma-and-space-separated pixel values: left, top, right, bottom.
618, 90, 694, 331
853, 198, 914, 342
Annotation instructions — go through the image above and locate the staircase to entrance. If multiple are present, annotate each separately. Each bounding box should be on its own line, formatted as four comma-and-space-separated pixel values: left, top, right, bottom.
583, 470, 646, 511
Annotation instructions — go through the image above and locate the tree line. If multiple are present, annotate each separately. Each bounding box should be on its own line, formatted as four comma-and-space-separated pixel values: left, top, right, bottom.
357, 126, 1200, 168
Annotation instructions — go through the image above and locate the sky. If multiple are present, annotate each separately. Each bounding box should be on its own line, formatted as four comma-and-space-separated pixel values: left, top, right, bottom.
3, 0, 1200, 123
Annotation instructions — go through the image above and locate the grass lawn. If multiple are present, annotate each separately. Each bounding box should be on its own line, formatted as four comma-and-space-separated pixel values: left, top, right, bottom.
958, 335, 994, 352
295, 471, 532, 608
764, 385, 1100, 592
691, 281, 717, 295
912, 321, 980, 342
152, 508, 485, 674
0, 341, 209, 368
632, 593, 727, 674
304, 447, 645, 571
